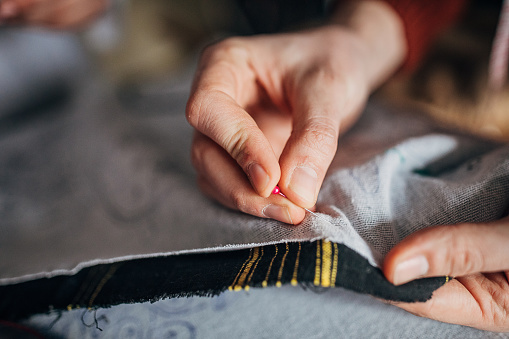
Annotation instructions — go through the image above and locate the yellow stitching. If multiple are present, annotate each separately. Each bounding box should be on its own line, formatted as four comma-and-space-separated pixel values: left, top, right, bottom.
70, 265, 107, 308
445, 276, 450, 283
314, 240, 321, 286
321, 240, 332, 288
291, 242, 302, 286
229, 248, 253, 291
262, 244, 278, 287
88, 264, 120, 308
276, 243, 289, 287
331, 242, 338, 287
235, 247, 260, 291
245, 247, 264, 291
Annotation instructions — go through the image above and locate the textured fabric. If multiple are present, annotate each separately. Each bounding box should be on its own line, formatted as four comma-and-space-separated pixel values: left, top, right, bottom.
1, 73, 509, 286
0, 240, 448, 321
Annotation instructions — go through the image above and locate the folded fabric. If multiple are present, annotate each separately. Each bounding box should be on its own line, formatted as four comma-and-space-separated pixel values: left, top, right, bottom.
0, 77, 508, 320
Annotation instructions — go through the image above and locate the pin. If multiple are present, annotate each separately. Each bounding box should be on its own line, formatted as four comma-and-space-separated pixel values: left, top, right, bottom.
271, 186, 336, 227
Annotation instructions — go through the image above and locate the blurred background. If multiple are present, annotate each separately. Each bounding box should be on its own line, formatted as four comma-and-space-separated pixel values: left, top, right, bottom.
0, 0, 508, 139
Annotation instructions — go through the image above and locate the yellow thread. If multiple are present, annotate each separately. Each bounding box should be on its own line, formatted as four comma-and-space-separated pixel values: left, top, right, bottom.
331, 242, 339, 287
229, 248, 253, 290
236, 247, 260, 289
262, 244, 278, 287
321, 240, 332, 288
291, 242, 302, 286
88, 264, 119, 308
245, 247, 264, 290
276, 243, 289, 287
70, 266, 107, 307
445, 276, 450, 283
314, 240, 321, 286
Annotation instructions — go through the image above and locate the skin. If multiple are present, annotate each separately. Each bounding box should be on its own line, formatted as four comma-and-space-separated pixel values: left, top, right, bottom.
187, 1, 406, 224
384, 216, 509, 332
187, 0, 509, 331
0, 0, 108, 29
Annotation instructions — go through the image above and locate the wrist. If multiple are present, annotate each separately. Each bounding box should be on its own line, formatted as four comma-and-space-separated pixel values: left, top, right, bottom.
329, 0, 407, 89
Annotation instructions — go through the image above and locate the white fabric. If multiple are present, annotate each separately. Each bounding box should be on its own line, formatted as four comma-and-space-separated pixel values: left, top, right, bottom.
1, 72, 509, 286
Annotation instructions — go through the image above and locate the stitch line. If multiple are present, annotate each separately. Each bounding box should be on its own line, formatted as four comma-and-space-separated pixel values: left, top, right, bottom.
291, 242, 302, 286
314, 240, 321, 286
229, 248, 253, 291
245, 247, 264, 291
262, 244, 278, 287
276, 243, 289, 287
331, 242, 339, 287
321, 240, 332, 287
88, 264, 120, 308
235, 247, 260, 291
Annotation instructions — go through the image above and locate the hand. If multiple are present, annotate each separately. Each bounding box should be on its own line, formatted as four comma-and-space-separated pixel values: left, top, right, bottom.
0, 0, 108, 29
383, 215, 509, 331
186, 1, 406, 224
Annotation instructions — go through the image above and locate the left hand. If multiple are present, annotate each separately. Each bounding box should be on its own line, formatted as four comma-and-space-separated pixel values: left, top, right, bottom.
0, 0, 108, 29
383, 215, 509, 332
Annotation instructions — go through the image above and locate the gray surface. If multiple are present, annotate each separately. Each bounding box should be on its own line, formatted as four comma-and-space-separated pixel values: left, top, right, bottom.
26, 286, 509, 338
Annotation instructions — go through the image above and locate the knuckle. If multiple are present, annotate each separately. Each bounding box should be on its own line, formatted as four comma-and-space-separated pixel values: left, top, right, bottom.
229, 189, 248, 213
223, 126, 255, 165
446, 224, 484, 275
300, 117, 338, 158
476, 275, 509, 330
185, 93, 204, 128
202, 37, 248, 60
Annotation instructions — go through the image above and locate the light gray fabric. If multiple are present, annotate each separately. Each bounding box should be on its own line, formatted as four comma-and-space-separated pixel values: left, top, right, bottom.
25, 286, 509, 338
0, 28, 86, 119
1, 69, 509, 284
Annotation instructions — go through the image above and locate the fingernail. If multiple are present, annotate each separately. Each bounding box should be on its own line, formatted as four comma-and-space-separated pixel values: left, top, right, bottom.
262, 204, 293, 224
247, 163, 269, 195
393, 255, 429, 285
289, 166, 317, 206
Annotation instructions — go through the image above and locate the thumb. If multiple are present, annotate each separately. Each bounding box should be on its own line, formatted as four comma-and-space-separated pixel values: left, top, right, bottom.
384, 216, 509, 286
278, 69, 366, 208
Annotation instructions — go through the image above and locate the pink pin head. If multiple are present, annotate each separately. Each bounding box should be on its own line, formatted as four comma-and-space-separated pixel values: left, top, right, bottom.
272, 186, 286, 197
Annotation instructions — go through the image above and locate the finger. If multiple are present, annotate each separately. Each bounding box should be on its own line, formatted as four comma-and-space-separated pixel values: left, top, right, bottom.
0, 0, 21, 20
186, 39, 281, 198
278, 67, 367, 208
395, 272, 509, 331
192, 132, 306, 224
23, 0, 107, 28
384, 216, 509, 286
394, 277, 485, 329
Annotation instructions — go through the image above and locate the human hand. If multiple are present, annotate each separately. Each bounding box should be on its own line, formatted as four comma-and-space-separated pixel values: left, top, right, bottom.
0, 0, 108, 29
186, 1, 406, 224
383, 215, 509, 331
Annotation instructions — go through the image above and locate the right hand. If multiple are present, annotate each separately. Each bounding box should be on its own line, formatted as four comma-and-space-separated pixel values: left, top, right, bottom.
186, 2, 406, 224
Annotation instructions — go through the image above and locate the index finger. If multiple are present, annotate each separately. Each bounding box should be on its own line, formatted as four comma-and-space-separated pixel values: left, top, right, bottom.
186, 39, 281, 197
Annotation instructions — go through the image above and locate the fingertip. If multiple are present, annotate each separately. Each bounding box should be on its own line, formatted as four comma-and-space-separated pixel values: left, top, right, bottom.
247, 162, 279, 198
287, 166, 318, 208
262, 203, 306, 225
